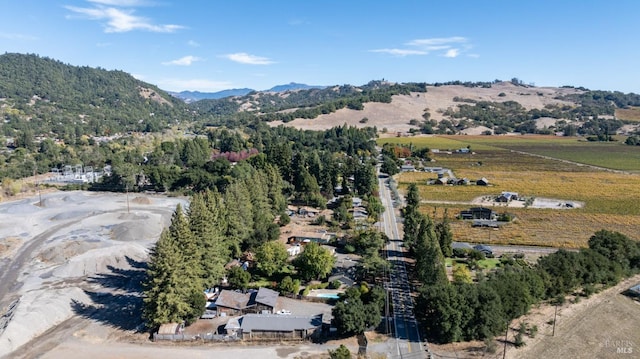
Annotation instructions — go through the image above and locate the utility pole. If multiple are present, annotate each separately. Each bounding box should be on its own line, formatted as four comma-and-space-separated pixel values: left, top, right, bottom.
126, 184, 130, 214
503, 321, 509, 359
552, 303, 559, 336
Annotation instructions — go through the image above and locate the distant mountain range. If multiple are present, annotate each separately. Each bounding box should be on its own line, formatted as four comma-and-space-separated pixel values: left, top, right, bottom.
169, 82, 326, 102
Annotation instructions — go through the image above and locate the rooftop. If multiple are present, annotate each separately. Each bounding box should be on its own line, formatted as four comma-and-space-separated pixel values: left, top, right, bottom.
239, 314, 323, 332
255, 287, 279, 308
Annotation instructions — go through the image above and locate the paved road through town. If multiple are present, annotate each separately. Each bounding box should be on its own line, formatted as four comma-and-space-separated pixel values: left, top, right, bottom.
378, 174, 428, 359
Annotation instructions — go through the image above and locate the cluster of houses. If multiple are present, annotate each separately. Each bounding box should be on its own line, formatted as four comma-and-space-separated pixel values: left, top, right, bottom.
428, 176, 489, 186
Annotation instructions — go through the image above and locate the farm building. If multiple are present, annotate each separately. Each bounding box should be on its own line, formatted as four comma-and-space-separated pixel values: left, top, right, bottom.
434, 177, 449, 185
459, 207, 497, 220
238, 314, 323, 340
497, 192, 519, 202
476, 177, 489, 186
401, 164, 416, 172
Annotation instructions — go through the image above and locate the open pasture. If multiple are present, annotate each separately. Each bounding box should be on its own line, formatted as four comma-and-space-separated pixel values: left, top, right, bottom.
616, 106, 640, 121
381, 135, 640, 247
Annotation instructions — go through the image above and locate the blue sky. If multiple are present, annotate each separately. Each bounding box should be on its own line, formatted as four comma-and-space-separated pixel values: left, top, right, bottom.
1, 0, 639, 93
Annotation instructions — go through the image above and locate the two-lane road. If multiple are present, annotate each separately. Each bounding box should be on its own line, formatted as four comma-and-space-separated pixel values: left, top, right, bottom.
378, 174, 427, 358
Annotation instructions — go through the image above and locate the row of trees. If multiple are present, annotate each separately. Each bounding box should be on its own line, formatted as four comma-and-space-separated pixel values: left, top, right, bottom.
401, 182, 640, 344
415, 229, 640, 343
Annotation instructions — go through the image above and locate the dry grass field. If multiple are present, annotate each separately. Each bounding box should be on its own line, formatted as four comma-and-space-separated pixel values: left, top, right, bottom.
616, 106, 640, 121
271, 82, 580, 133
381, 135, 640, 248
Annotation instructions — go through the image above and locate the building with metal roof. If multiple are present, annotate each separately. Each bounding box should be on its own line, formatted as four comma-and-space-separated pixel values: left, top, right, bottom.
239, 314, 323, 340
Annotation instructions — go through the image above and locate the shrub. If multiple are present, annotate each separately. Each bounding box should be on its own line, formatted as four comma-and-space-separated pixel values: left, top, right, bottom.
484, 337, 497, 354
329, 280, 342, 289
514, 332, 526, 347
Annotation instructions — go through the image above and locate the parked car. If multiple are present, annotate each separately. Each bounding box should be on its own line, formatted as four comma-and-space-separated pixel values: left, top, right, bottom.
200, 310, 216, 319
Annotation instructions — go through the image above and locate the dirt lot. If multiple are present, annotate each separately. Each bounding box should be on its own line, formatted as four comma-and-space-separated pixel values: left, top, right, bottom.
0, 190, 188, 358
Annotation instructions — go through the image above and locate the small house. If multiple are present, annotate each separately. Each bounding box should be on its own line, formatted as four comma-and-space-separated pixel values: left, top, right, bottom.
476, 177, 489, 186
459, 207, 496, 220
328, 274, 355, 287
497, 192, 518, 202
254, 287, 279, 314
239, 314, 323, 340
215, 290, 256, 317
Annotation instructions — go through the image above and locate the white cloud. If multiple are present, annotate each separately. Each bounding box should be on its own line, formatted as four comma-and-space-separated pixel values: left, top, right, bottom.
370, 48, 428, 57
65, 5, 183, 33
407, 36, 467, 48
223, 52, 275, 65
444, 49, 460, 58
0, 32, 37, 41
162, 55, 202, 66
88, 0, 152, 6
187, 40, 200, 47
467, 53, 480, 58
371, 36, 472, 58
155, 78, 233, 92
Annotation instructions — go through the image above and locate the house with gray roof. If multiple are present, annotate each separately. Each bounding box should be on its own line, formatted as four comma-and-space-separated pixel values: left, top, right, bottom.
215, 290, 256, 316
238, 314, 323, 340
254, 287, 279, 314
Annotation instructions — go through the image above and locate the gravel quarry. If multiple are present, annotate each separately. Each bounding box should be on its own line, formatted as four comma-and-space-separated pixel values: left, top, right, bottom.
0, 191, 187, 358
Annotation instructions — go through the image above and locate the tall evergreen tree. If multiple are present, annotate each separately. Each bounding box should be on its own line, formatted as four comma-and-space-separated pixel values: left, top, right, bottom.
435, 210, 454, 257
188, 190, 229, 287
143, 230, 190, 327
169, 204, 205, 323
415, 214, 448, 286
223, 181, 253, 255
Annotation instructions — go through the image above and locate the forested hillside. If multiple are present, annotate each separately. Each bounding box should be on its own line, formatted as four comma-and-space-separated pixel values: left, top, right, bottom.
0, 53, 188, 140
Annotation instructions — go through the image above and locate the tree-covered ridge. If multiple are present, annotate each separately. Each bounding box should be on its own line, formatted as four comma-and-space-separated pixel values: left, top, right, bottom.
190, 80, 428, 123
0, 53, 188, 138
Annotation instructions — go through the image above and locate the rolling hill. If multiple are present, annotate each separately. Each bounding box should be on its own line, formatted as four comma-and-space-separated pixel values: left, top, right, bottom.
1, 53, 639, 140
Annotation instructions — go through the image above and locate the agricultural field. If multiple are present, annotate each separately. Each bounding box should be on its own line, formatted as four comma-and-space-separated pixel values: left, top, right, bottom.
379, 135, 640, 248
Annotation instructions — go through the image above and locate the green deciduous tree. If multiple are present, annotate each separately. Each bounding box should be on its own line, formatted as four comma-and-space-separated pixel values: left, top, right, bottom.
294, 242, 336, 281
255, 240, 289, 277
227, 265, 250, 290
